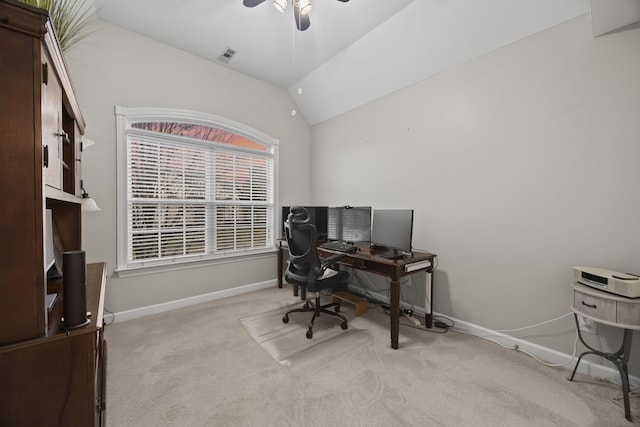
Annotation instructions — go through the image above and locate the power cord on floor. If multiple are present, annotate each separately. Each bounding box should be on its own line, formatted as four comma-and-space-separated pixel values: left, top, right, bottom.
433, 315, 454, 329
350, 269, 389, 309
379, 306, 449, 334
344, 268, 451, 334
452, 312, 579, 368
517, 335, 579, 368
103, 307, 115, 326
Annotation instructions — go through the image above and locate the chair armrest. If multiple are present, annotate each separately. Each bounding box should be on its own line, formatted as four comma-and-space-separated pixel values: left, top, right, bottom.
322, 253, 347, 266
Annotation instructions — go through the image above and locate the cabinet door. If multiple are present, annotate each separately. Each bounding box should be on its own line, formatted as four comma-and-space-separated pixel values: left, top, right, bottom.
41, 48, 63, 190
74, 122, 82, 196
0, 330, 100, 425
62, 111, 81, 195
0, 20, 46, 345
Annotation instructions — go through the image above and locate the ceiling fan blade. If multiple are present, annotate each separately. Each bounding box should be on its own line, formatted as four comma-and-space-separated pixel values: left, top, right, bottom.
336, 0, 350, 2
294, 4, 311, 31
243, 0, 267, 7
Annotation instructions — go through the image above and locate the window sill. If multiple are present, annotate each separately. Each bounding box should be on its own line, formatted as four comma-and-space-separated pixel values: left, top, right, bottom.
115, 248, 278, 278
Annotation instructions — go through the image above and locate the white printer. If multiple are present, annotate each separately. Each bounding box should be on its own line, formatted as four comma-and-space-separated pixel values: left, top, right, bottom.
573, 266, 640, 298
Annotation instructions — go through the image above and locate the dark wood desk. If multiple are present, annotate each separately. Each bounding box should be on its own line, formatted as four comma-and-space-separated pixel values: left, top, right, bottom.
277, 241, 436, 349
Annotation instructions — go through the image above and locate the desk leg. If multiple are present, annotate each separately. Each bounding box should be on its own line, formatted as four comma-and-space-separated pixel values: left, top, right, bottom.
390, 279, 400, 349
425, 269, 433, 329
277, 248, 283, 288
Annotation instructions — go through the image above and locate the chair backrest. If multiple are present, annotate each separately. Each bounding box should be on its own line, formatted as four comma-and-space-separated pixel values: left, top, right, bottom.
284, 206, 321, 287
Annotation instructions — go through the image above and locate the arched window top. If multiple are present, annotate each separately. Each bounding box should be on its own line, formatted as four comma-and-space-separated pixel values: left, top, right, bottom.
131, 122, 266, 151
116, 106, 278, 153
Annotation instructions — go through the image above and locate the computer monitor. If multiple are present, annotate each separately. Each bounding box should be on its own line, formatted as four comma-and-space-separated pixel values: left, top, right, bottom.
327, 206, 371, 243
370, 209, 414, 256
281, 206, 328, 240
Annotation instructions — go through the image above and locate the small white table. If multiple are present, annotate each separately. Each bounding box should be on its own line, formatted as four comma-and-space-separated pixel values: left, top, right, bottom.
570, 282, 640, 422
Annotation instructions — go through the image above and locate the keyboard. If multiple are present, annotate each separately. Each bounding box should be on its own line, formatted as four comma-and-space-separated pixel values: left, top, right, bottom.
320, 241, 357, 253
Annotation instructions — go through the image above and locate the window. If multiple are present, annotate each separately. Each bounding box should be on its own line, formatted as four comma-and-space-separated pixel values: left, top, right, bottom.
115, 107, 278, 274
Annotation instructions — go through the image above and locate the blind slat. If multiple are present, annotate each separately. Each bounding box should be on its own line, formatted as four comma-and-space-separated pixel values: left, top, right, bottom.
127, 129, 274, 263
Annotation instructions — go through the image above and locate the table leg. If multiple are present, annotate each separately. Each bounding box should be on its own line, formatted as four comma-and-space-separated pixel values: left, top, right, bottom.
425, 269, 433, 329
569, 313, 634, 422
390, 279, 400, 349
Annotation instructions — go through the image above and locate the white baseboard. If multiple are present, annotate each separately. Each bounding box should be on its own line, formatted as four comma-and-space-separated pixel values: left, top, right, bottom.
111, 279, 277, 323
348, 284, 640, 390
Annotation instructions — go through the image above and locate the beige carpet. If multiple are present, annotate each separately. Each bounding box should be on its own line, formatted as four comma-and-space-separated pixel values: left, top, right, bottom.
104, 285, 636, 426
240, 299, 373, 374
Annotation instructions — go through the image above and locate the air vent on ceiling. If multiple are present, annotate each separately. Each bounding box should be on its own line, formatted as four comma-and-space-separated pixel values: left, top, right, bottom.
217, 47, 237, 64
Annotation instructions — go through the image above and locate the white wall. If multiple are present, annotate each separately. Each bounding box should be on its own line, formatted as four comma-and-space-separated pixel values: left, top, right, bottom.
311, 15, 640, 374
65, 21, 312, 313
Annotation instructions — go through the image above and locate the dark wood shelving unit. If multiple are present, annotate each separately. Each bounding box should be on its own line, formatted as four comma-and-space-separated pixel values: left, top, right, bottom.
0, 0, 106, 424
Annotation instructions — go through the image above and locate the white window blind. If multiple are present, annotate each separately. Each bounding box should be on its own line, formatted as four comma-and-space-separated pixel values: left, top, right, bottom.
213, 149, 273, 252
128, 138, 209, 262
116, 107, 278, 273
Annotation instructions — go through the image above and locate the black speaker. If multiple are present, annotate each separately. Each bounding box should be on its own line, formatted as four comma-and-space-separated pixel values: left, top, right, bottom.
62, 250, 90, 329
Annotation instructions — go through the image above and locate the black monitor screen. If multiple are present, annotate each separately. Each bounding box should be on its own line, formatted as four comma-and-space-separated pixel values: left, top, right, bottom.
327, 206, 371, 242
371, 209, 414, 253
281, 206, 328, 239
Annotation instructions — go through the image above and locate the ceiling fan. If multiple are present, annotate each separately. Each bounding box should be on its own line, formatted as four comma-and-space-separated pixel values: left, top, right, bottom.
243, 0, 350, 32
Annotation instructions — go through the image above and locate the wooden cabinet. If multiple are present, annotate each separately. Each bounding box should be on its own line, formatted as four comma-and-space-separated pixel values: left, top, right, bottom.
0, 0, 87, 344
0, 0, 47, 346
0, 263, 107, 426
0, 0, 105, 424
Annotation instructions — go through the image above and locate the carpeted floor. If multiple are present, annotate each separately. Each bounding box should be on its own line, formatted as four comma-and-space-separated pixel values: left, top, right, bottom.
104, 285, 636, 426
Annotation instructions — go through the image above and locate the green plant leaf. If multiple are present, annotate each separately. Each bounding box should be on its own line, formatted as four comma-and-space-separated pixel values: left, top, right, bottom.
19, 0, 95, 52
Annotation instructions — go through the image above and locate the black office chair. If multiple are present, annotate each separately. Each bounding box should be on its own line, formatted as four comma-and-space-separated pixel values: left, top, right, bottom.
283, 206, 349, 339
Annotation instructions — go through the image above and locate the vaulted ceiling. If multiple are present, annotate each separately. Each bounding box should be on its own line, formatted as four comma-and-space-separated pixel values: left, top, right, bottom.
95, 0, 640, 125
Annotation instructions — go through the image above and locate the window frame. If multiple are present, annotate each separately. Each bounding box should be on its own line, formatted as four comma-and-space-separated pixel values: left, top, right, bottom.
115, 106, 279, 277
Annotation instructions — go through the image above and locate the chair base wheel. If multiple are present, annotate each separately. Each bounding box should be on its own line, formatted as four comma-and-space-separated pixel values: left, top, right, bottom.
282, 295, 349, 340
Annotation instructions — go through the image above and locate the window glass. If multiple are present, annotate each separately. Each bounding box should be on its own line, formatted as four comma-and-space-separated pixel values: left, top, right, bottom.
131, 122, 266, 151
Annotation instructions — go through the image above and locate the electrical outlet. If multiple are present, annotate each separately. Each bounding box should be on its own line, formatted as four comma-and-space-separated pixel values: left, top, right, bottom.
578, 316, 597, 334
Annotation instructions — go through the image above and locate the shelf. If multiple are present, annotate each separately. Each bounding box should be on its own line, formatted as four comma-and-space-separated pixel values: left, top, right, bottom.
44, 185, 81, 204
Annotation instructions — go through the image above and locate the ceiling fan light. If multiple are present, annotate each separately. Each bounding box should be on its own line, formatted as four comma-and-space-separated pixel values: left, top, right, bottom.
298, 0, 312, 15
273, 0, 287, 12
